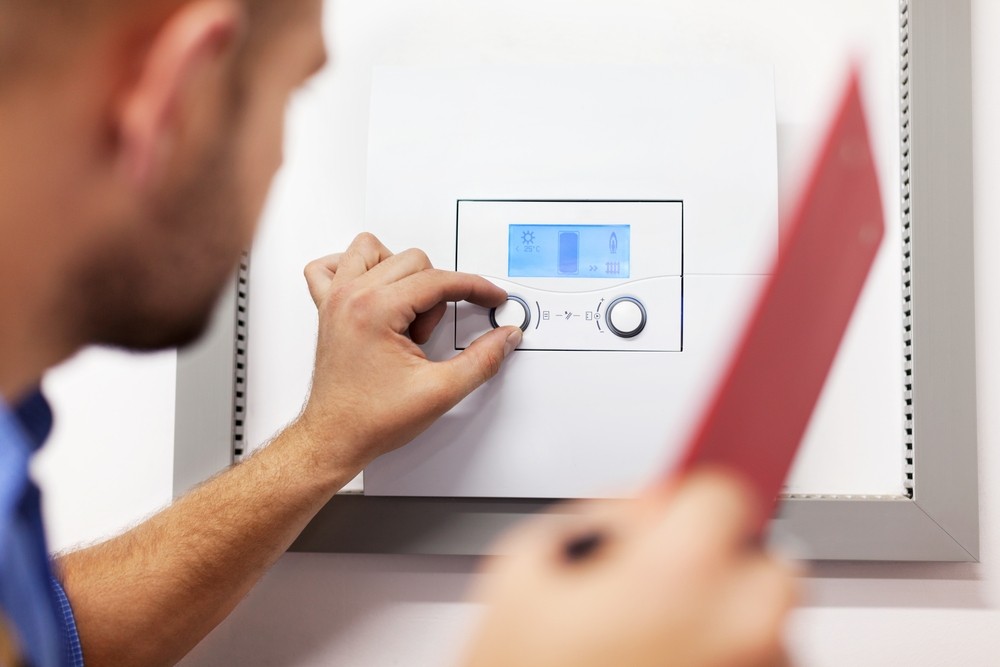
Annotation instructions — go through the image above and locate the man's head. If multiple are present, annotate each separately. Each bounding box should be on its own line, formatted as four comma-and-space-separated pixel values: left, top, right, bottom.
0, 0, 326, 371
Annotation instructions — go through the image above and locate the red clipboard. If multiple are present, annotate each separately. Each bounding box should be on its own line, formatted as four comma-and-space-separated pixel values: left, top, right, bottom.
676, 71, 885, 527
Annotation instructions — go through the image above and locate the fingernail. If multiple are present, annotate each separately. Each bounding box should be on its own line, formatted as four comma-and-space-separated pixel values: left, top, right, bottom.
503, 328, 523, 357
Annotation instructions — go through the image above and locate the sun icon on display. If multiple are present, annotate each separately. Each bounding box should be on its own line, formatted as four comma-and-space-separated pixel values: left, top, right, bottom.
521, 231, 536, 245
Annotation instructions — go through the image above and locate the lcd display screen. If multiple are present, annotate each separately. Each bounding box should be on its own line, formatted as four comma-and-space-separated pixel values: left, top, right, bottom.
508, 224, 630, 278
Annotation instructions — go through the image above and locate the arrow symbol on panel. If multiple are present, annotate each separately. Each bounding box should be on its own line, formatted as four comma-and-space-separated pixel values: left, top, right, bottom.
589, 265, 598, 272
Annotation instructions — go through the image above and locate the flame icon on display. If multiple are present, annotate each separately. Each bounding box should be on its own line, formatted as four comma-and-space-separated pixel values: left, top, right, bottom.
609, 233, 618, 255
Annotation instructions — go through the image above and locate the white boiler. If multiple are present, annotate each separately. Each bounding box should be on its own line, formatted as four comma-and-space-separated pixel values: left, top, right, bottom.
363, 66, 778, 499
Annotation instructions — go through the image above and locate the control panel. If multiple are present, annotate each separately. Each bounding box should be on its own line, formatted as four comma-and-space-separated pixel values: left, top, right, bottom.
455, 200, 683, 352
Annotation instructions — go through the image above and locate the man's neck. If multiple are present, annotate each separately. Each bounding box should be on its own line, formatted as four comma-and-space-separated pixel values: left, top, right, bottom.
0, 300, 75, 404
0, 86, 91, 403
0, 205, 80, 403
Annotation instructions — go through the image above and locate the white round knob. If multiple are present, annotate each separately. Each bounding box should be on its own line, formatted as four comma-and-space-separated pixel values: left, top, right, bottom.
490, 296, 531, 331
607, 297, 646, 338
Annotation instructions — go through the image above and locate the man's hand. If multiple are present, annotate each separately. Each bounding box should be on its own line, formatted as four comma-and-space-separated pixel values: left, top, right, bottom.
463, 470, 799, 667
297, 232, 523, 476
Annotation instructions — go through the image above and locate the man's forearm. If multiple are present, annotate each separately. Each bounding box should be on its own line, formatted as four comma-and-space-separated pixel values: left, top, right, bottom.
52, 235, 517, 667
55, 421, 352, 667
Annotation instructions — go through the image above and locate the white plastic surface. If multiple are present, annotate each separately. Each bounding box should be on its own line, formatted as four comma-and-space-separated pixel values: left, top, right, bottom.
370, 276, 764, 498
364, 66, 779, 498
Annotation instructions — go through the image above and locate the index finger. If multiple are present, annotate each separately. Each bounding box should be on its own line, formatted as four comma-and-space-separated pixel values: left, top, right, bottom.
396, 269, 508, 315
335, 232, 395, 282
304, 253, 344, 306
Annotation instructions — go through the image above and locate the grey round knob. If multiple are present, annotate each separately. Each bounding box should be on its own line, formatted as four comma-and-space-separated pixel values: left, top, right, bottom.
490, 296, 531, 331
607, 297, 646, 338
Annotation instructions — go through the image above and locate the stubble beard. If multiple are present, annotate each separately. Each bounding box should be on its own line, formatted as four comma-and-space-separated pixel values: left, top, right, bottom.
67, 130, 250, 353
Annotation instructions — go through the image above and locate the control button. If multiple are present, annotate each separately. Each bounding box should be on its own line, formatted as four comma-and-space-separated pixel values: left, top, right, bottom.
607, 297, 647, 338
490, 295, 531, 331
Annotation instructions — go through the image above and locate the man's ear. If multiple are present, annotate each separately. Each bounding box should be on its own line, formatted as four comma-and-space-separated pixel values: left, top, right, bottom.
116, 0, 246, 188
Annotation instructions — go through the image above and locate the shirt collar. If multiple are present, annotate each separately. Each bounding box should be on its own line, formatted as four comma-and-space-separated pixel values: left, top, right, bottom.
0, 390, 53, 460
0, 390, 51, 531
11, 391, 53, 452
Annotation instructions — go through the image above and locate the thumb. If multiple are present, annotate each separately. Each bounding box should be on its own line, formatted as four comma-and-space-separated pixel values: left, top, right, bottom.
438, 326, 522, 398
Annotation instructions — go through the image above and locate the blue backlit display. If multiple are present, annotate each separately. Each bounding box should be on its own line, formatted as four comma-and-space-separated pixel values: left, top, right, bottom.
508, 224, 630, 279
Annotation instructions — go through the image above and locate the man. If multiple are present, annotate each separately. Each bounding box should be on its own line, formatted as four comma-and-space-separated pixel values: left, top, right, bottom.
0, 1, 796, 665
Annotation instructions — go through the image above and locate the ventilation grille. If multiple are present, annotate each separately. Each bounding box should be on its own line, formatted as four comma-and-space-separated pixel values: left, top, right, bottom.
900, 0, 915, 498
779, 4, 916, 503
232, 251, 251, 462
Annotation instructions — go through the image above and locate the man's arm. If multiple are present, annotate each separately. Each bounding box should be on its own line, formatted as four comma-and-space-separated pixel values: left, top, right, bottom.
56, 233, 523, 667
56, 423, 350, 667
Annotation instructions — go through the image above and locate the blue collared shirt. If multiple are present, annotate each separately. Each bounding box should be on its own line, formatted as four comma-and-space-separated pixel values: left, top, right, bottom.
0, 392, 84, 667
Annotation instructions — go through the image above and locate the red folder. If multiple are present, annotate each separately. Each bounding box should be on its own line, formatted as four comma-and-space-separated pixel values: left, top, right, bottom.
677, 71, 885, 527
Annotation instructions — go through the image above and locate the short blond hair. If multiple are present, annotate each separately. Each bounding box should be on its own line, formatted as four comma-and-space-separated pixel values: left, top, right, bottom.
0, 0, 292, 88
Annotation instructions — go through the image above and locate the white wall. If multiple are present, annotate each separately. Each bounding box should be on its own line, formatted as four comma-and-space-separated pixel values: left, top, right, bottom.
32, 1, 1000, 665
32, 349, 176, 552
